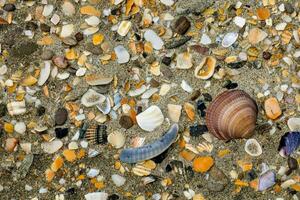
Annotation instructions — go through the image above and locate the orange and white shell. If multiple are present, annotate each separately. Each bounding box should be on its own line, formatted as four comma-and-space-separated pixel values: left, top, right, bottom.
205, 90, 258, 140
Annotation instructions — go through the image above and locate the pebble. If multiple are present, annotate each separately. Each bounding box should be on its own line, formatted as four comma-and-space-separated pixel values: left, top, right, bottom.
55, 128, 69, 139
284, 3, 294, 14
160, 0, 174, 6
189, 124, 208, 136
14, 122, 26, 134
62, 1, 75, 16
234, 16, 246, 28
85, 16, 100, 27
162, 57, 172, 66
200, 33, 211, 45
85, 192, 108, 200
55, 108, 68, 125
111, 174, 126, 187
287, 118, 300, 131
173, 16, 190, 35
119, 115, 134, 129
86, 43, 103, 55
60, 24, 74, 38
3, 4, 16, 12
207, 166, 228, 192
42, 140, 63, 154
287, 156, 298, 171
41, 50, 54, 60
87, 169, 100, 178
52, 56, 68, 68
5, 138, 18, 152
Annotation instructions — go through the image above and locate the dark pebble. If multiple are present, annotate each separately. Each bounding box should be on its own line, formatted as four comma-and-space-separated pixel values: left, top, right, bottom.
246, 170, 257, 181
196, 100, 206, 117
190, 90, 201, 101
151, 149, 169, 164
190, 45, 209, 55
262, 51, 272, 60
288, 156, 298, 170
55, 108, 68, 126
146, 55, 156, 64
108, 194, 120, 200
137, 106, 143, 115
207, 166, 228, 192
0, 103, 7, 117
86, 43, 103, 55
25, 22, 38, 30
75, 32, 84, 42
36, 106, 46, 116
40, 23, 50, 32
173, 16, 191, 35
227, 61, 246, 69
65, 188, 75, 195
165, 164, 172, 172
11, 42, 39, 57
161, 67, 173, 79
162, 57, 172, 66
41, 50, 54, 60
119, 115, 133, 129
150, 78, 160, 88
185, 166, 194, 180
55, 128, 69, 139
142, 52, 148, 58
203, 93, 212, 102
62, 37, 78, 46
165, 36, 191, 49
223, 80, 238, 90
52, 56, 69, 68
189, 124, 208, 136
284, 3, 294, 14
3, 4, 16, 12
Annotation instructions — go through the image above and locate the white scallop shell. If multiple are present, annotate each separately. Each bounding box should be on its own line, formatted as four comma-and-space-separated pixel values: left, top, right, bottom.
107, 131, 125, 149
244, 138, 262, 157
287, 117, 300, 131
136, 105, 164, 132
81, 89, 106, 107
222, 32, 238, 48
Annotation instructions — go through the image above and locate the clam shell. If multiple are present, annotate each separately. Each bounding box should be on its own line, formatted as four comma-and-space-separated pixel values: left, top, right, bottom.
136, 105, 164, 132
81, 89, 106, 107
117, 20, 132, 36
167, 104, 182, 123
194, 56, 216, 80
287, 118, 300, 131
205, 90, 258, 140
107, 131, 125, 149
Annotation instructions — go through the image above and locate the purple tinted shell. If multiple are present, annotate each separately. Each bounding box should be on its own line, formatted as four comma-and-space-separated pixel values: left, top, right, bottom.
278, 132, 300, 156
258, 171, 276, 191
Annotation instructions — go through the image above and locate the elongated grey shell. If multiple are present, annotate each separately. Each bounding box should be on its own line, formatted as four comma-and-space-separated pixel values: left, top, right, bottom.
120, 124, 179, 163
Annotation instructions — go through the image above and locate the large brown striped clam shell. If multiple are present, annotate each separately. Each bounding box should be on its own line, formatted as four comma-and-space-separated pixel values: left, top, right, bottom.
205, 90, 258, 140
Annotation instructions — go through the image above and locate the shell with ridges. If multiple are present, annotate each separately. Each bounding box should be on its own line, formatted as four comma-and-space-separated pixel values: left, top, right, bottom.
194, 56, 216, 80
205, 90, 258, 140
136, 105, 164, 132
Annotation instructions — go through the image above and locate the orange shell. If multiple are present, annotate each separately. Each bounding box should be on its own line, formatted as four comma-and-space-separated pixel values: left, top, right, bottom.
205, 90, 258, 140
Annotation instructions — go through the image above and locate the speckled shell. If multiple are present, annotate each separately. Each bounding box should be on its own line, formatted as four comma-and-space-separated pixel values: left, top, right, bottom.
205, 90, 258, 140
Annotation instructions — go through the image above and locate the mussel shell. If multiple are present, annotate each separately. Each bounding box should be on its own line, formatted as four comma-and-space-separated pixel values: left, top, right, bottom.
205, 90, 258, 140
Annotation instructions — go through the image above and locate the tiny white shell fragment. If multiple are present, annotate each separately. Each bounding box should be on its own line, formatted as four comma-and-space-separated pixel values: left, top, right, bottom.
200, 33, 211, 45
14, 122, 26, 134
244, 138, 262, 157
117, 21, 132, 36
83, 27, 99, 36
81, 89, 106, 107
38, 61, 51, 86
85, 16, 100, 27
96, 96, 111, 114
144, 29, 164, 50
275, 22, 287, 31
222, 32, 238, 48
159, 84, 171, 96
176, 52, 193, 69
87, 169, 100, 178
167, 104, 182, 123
233, 16, 246, 28
76, 68, 87, 77
114, 0, 124, 5
136, 105, 164, 132
287, 118, 300, 131
0, 65, 7, 75
84, 192, 108, 200
181, 80, 193, 93
60, 24, 74, 38
57, 72, 70, 80
61, 1, 75, 16
112, 174, 126, 187
160, 0, 174, 6
42, 139, 63, 154
42, 4, 54, 17
108, 131, 125, 149
141, 88, 159, 99
114, 45, 130, 64
7, 101, 26, 116
128, 85, 147, 97
281, 179, 296, 189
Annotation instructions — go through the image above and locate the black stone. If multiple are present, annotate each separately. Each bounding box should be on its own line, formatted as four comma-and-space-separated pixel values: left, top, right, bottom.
223, 80, 238, 90
119, 115, 133, 129
151, 149, 169, 164
36, 106, 46, 116
75, 32, 84, 42
108, 194, 120, 200
288, 156, 298, 170
246, 170, 257, 181
189, 124, 208, 136
40, 23, 50, 32
203, 93, 212, 102
55, 128, 69, 139
3, 4, 16, 12
162, 57, 172, 66
263, 51, 272, 60
55, 108, 68, 126
165, 164, 172, 172
0, 103, 7, 117
285, 3, 294, 14
65, 187, 75, 195
196, 100, 206, 117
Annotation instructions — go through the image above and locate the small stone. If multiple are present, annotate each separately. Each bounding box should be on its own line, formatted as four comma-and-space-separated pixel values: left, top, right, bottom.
3, 4, 16, 12
55, 108, 68, 126
114, 45, 130, 64
63, 149, 76, 162
200, 33, 211, 45
144, 29, 164, 50
85, 192, 108, 200
37, 106, 46, 116
108, 194, 120, 200
5, 138, 18, 152
111, 174, 126, 187
40, 23, 50, 32
42, 140, 63, 154
173, 16, 190, 35
75, 32, 84, 42
119, 115, 133, 129
203, 93, 212, 101
87, 169, 100, 178
150, 79, 160, 87
0, 103, 7, 117
284, 3, 294, 14
162, 57, 172, 66
60, 24, 74, 38
85, 16, 100, 27
234, 16, 246, 28
288, 157, 298, 171
264, 97, 282, 120
287, 118, 300, 131
86, 43, 103, 55
207, 166, 228, 192
41, 50, 54, 60
62, 37, 78, 46
62, 1, 75, 16
14, 122, 26, 134
55, 128, 69, 139
52, 56, 68, 68
190, 90, 201, 101
262, 51, 272, 60
189, 124, 208, 136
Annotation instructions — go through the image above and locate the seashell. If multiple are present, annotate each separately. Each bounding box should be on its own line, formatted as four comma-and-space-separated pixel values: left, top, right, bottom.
38, 61, 51, 86
244, 138, 262, 156
184, 102, 195, 121
258, 171, 276, 191
85, 74, 113, 86
200, 33, 211, 45
173, 16, 191, 35
114, 45, 130, 64
197, 142, 213, 153
96, 96, 111, 114
85, 16, 100, 27
128, 85, 147, 97
5, 138, 18, 152
222, 32, 238, 48
120, 124, 178, 163
136, 105, 164, 132
176, 52, 193, 69
141, 88, 159, 99
248, 28, 267, 44
281, 179, 296, 189
167, 104, 182, 123
287, 118, 300, 131
205, 90, 258, 140
117, 20, 132, 36
7, 100, 26, 116
194, 56, 216, 80
278, 131, 300, 157
108, 131, 125, 149
144, 29, 164, 50
181, 80, 193, 93
60, 24, 74, 38
85, 124, 107, 145
41, 139, 63, 154
132, 164, 152, 176
81, 89, 106, 107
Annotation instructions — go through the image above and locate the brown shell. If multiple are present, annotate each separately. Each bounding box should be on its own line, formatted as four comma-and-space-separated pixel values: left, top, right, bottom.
205, 90, 258, 140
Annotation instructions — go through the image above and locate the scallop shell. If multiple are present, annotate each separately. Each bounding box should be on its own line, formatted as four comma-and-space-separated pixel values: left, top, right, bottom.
194, 56, 216, 80
205, 90, 258, 140
136, 105, 164, 132
107, 131, 125, 149
85, 124, 107, 144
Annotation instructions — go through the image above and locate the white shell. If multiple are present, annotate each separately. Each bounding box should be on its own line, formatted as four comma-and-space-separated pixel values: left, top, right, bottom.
14, 122, 26, 134
117, 21, 132, 36
96, 96, 111, 114
287, 118, 300, 131
141, 88, 159, 99
60, 24, 74, 38
160, 0, 174, 6
85, 16, 100, 27
136, 105, 164, 132
128, 85, 147, 97
159, 84, 171, 96
38, 61, 51, 86
144, 29, 164, 50
114, 45, 130, 64
41, 139, 63, 154
81, 89, 106, 107
244, 138, 262, 157
107, 131, 125, 149
7, 101, 26, 116
200, 33, 211, 45
167, 104, 182, 123
85, 192, 108, 200
176, 52, 192, 69
181, 80, 193, 93
83, 27, 99, 36
222, 32, 238, 48
111, 174, 126, 187
233, 16, 246, 28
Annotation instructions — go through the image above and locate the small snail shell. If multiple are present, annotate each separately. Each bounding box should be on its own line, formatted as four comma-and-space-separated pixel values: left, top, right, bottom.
205, 90, 258, 140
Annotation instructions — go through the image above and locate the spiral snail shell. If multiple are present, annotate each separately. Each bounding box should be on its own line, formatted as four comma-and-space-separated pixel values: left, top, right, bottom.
205, 90, 258, 140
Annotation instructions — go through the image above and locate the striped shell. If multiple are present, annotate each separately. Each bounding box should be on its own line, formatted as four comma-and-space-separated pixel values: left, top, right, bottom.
205, 90, 258, 140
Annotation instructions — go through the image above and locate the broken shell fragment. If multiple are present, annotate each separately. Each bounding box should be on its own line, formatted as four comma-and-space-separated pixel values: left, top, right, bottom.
287, 118, 300, 131
117, 20, 132, 36
248, 28, 268, 45
144, 29, 164, 50
176, 52, 193, 69
278, 132, 300, 157
42, 139, 63, 154
258, 171, 276, 191
206, 90, 258, 140
5, 138, 18, 152
81, 89, 106, 107
96, 96, 111, 114
244, 138, 262, 157
136, 105, 164, 132
184, 103, 195, 121
194, 56, 216, 80
222, 32, 238, 48
85, 74, 113, 86
7, 100, 26, 116
107, 131, 125, 149
114, 45, 130, 64
38, 61, 51, 86
167, 104, 182, 123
